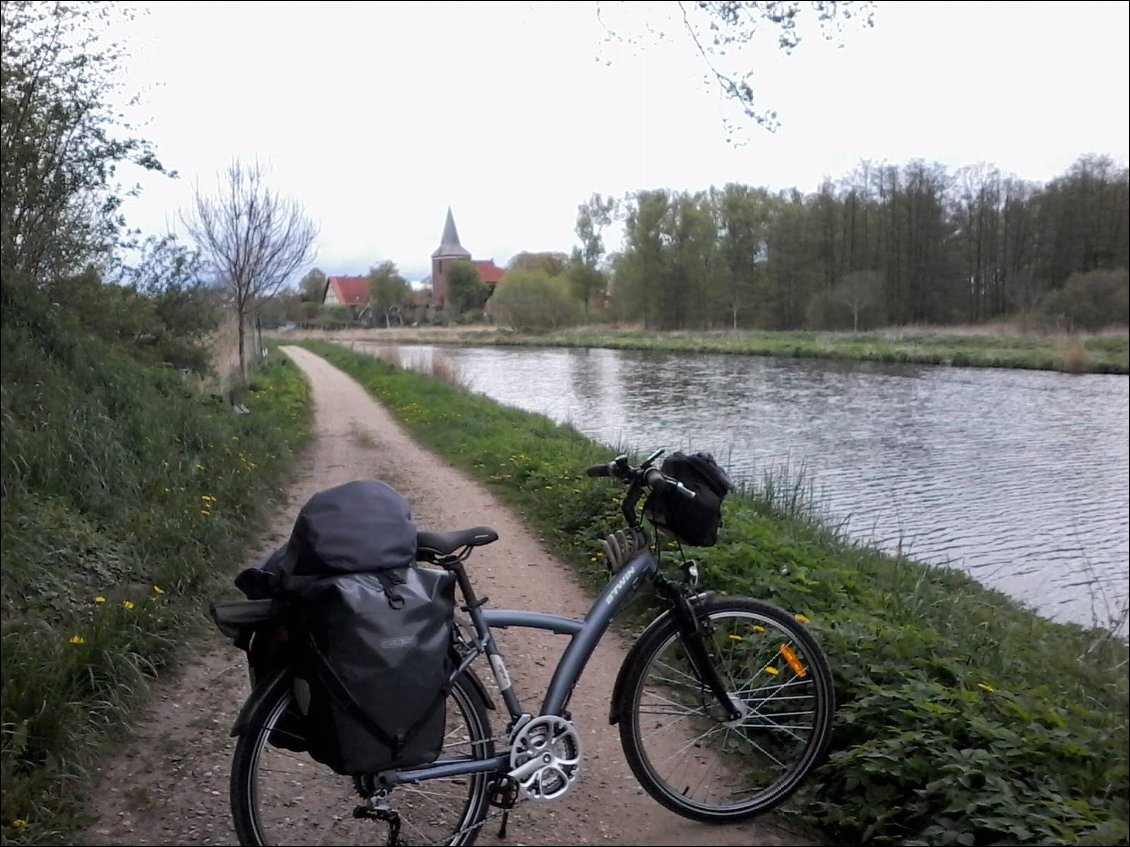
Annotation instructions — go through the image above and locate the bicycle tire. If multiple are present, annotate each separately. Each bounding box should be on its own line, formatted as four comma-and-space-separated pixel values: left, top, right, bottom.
231, 669, 495, 846
616, 595, 835, 822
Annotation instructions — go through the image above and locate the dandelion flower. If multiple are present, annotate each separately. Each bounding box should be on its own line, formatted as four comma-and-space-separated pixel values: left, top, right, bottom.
12, 819, 28, 828
153, 585, 165, 595
122, 600, 135, 610
977, 682, 995, 693
94, 596, 107, 604
794, 613, 811, 624
69, 635, 85, 645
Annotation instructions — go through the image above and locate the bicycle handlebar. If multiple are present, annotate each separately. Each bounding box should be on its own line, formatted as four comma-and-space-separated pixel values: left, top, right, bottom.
587, 449, 699, 547
585, 454, 697, 499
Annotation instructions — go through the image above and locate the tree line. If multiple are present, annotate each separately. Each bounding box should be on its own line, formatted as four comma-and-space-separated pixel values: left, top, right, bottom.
276, 155, 1128, 335
610, 156, 1128, 333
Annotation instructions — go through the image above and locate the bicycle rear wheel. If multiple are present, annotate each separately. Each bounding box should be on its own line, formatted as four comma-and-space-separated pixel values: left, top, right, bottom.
231, 669, 495, 846
616, 595, 835, 822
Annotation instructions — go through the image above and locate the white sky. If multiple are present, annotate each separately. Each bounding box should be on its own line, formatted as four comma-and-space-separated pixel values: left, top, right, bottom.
108, 1, 1130, 282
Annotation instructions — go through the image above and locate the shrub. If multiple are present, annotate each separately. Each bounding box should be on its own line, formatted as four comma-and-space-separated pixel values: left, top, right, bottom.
488, 269, 582, 331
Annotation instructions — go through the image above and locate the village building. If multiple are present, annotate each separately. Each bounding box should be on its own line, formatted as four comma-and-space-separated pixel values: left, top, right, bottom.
321, 208, 505, 314
429, 207, 505, 308
320, 274, 373, 322
321, 275, 369, 309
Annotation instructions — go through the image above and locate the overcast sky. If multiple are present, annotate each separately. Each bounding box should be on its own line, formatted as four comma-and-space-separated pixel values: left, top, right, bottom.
108, 1, 1129, 282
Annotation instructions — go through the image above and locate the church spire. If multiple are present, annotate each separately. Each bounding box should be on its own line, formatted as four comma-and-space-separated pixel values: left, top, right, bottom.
431, 207, 471, 259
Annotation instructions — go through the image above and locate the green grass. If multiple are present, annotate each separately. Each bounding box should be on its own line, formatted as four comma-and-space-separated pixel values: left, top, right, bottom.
294, 325, 1130, 374
295, 339, 1129, 846
3, 315, 1123, 845
0, 321, 313, 845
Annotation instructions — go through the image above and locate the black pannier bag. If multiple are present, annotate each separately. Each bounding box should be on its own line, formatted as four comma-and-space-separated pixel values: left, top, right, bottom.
293, 565, 455, 775
644, 451, 735, 547
233, 479, 456, 775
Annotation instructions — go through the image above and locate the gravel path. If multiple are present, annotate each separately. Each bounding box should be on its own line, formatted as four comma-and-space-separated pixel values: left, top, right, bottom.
80, 345, 811, 846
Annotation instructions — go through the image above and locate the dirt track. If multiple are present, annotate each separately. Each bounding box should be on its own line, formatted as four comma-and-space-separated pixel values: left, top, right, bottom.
79, 345, 811, 846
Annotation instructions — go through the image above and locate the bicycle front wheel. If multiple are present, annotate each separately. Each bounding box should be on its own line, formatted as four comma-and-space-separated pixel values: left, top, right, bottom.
231, 669, 495, 846
616, 595, 835, 822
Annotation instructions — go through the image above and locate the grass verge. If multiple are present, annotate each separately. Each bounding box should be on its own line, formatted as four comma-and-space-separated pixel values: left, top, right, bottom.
0, 328, 312, 845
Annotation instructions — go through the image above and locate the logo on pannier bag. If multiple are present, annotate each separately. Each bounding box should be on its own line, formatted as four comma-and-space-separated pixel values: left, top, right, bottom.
380, 635, 418, 650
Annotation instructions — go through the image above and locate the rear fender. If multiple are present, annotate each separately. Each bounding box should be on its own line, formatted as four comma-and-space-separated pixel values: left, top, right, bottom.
456, 666, 496, 712
231, 667, 291, 737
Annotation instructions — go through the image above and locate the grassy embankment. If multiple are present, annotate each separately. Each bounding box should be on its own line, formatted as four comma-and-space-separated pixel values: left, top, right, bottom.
282, 324, 1130, 374
2, 313, 1124, 845
296, 338, 1128, 847
0, 308, 313, 845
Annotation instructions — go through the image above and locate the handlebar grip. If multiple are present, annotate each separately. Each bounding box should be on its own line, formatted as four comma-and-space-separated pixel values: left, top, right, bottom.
585, 463, 612, 478
645, 468, 697, 499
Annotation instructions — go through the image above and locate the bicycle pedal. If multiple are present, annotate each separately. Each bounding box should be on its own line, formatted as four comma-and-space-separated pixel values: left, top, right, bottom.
489, 775, 520, 810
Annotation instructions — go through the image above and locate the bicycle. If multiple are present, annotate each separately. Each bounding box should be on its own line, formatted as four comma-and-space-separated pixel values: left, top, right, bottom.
212, 448, 836, 846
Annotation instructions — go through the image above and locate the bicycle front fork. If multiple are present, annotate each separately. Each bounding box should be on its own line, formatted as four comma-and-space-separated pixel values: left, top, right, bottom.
665, 584, 742, 722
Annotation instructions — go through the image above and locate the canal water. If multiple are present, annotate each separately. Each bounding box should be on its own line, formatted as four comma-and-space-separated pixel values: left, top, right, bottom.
355, 342, 1129, 634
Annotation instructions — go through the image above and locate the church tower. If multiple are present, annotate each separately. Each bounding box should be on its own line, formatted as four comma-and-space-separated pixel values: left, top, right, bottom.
430, 207, 471, 308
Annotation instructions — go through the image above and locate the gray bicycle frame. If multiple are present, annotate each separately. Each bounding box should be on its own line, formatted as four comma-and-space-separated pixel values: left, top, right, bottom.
379, 549, 660, 786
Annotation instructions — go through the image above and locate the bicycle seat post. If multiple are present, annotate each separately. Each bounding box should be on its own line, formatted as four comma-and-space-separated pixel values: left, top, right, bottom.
443, 552, 525, 719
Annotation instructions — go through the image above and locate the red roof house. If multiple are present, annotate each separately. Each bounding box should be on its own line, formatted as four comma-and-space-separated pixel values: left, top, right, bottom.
473, 260, 505, 284
322, 275, 370, 308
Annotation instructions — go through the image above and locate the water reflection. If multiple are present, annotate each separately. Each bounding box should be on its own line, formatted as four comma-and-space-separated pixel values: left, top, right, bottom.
355, 342, 1129, 633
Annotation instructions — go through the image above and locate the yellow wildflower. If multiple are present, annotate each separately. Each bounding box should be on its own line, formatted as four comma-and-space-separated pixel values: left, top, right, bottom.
69, 635, 85, 645
94, 596, 107, 604
977, 682, 995, 693
12, 819, 28, 828
794, 613, 811, 624
122, 600, 135, 610
153, 585, 165, 595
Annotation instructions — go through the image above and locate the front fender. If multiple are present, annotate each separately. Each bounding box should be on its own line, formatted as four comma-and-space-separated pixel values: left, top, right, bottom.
608, 608, 676, 725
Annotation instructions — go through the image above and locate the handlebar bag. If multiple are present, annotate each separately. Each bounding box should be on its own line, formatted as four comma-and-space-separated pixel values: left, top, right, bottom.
644, 451, 734, 547
231, 479, 455, 775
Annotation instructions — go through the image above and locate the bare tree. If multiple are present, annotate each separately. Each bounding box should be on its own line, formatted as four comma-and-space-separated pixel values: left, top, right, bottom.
598, 2, 875, 138
183, 160, 318, 376
677, 2, 875, 133
835, 269, 882, 331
